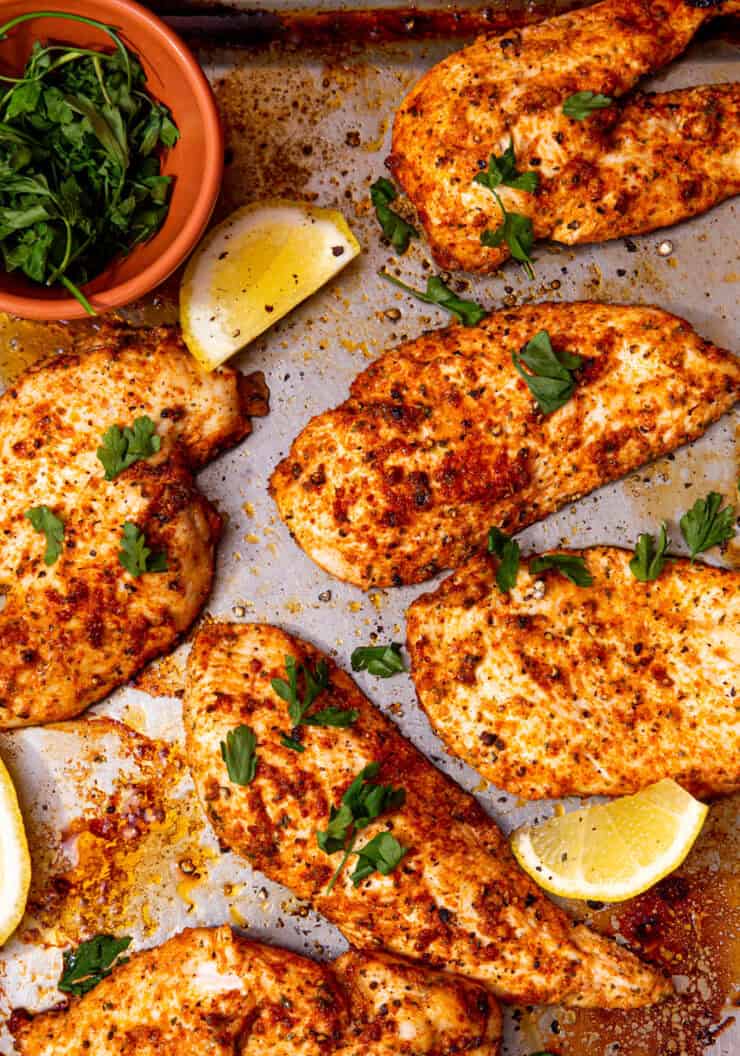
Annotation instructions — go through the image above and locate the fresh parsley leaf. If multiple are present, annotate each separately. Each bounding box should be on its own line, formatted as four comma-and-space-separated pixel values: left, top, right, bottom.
474, 140, 539, 193
351, 643, 406, 678
317, 762, 406, 892
679, 492, 736, 559
529, 553, 593, 587
473, 140, 538, 277
271, 655, 358, 741
118, 522, 168, 578
563, 91, 613, 120
303, 708, 359, 728
280, 734, 306, 753
97, 416, 161, 480
511, 329, 582, 414
629, 524, 672, 582
58, 934, 131, 997
25, 505, 64, 565
481, 212, 535, 277
487, 526, 520, 593
350, 831, 407, 886
220, 725, 258, 785
380, 270, 486, 327
370, 177, 418, 254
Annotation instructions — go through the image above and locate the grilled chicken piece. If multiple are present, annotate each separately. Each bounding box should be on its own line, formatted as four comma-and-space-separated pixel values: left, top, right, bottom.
389, 0, 740, 273
184, 623, 670, 1009
407, 547, 740, 800
0, 328, 268, 729
270, 302, 739, 588
11, 926, 501, 1056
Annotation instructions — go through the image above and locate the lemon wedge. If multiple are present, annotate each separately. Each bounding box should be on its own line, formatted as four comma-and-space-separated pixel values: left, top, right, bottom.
180, 199, 361, 370
0, 754, 31, 945
511, 779, 707, 903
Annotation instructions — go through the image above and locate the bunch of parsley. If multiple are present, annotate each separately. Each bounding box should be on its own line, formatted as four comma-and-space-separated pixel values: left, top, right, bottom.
0, 13, 179, 313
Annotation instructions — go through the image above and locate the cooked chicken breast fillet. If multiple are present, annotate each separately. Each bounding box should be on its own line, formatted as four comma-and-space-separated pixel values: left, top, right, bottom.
0, 327, 268, 728
184, 623, 671, 1009
270, 302, 739, 588
407, 546, 740, 800
11, 926, 501, 1056
389, 0, 740, 273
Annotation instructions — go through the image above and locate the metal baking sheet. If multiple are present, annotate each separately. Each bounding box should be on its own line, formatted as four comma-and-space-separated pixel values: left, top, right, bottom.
0, 9, 737, 1055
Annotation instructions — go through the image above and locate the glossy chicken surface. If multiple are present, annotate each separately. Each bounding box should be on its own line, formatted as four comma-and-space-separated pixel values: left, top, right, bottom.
390, 0, 740, 272
11, 926, 501, 1055
184, 623, 671, 1009
407, 547, 740, 800
0, 327, 268, 728
270, 303, 739, 588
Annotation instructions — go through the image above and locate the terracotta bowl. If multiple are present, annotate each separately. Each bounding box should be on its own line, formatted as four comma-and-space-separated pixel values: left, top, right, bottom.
0, 0, 222, 320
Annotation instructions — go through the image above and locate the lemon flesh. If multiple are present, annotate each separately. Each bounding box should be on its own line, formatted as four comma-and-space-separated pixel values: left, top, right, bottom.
0, 755, 31, 945
181, 200, 360, 370
511, 778, 708, 902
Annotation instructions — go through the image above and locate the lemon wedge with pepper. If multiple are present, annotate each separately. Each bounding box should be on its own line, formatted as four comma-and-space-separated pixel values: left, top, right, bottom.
511, 778, 707, 902
0, 753, 31, 945
180, 200, 360, 370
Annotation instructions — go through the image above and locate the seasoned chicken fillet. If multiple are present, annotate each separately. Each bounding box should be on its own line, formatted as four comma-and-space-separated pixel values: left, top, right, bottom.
390, 0, 740, 272
0, 327, 268, 728
11, 926, 501, 1055
184, 623, 671, 1008
407, 547, 740, 800
270, 303, 739, 588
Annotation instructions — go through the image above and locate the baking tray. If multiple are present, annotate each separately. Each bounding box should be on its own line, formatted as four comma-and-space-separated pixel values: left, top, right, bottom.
0, 5, 737, 1054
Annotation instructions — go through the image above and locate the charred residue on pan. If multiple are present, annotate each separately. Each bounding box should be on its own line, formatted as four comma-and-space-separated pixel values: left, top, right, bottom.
540, 795, 740, 1056
9, 719, 211, 945
158, 1, 595, 49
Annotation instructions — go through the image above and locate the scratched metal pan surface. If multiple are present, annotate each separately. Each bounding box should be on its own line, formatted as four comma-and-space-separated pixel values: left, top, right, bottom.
0, 7, 738, 1056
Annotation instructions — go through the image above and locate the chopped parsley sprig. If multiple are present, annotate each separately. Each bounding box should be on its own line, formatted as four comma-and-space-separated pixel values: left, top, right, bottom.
25, 504, 64, 565
529, 553, 593, 587
97, 416, 161, 480
370, 177, 418, 254
379, 269, 486, 327
629, 523, 672, 581
58, 934, 131, 996
487, 526, 520, 593
272, 655, 358, 752
220, 725, 258, 785
118, 522, 168, 578
628, 492, 735, 577
317, 762, 407, 892
474, 142, 539, 194
679, 491, 735, 560
351, 643, 406, 678
512, 329, 582, 414
474, 140, 538, 277
563, 91, 613, 120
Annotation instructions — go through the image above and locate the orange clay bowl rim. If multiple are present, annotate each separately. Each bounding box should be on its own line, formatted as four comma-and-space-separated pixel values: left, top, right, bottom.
0, 0, 223, 321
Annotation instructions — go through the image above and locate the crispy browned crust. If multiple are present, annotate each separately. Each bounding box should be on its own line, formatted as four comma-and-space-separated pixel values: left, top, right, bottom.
12, 927, 501, 1056
390, 0, 740, 272
184, 622, 672, 1009
0, 329, 269, 728
407, 546, 740, 800
270, 302, 739, 588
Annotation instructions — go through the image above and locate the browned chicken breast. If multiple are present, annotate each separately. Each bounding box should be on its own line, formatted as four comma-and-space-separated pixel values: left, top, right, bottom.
407, 546, 740, 800
270, 303, 739, 588
0, 328, 268, 728
11, 926, 501, 1055
390, 0, 740, 273
184, 623, 671, 1009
